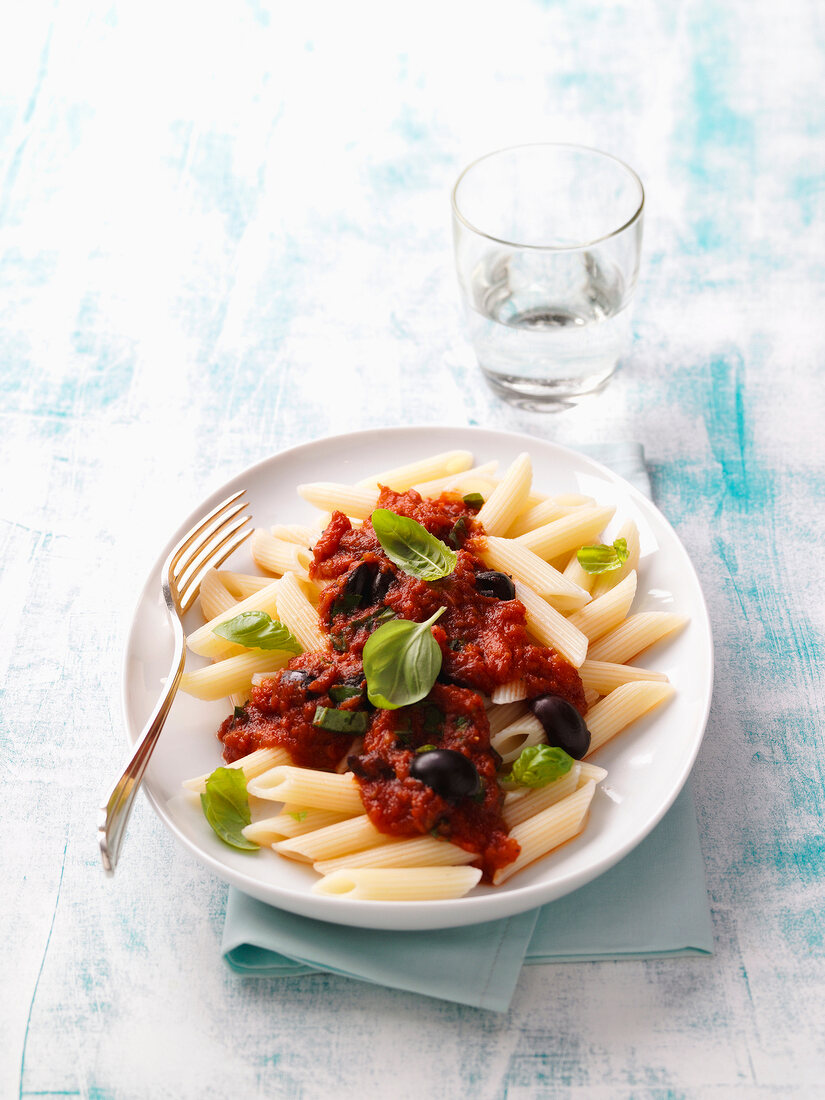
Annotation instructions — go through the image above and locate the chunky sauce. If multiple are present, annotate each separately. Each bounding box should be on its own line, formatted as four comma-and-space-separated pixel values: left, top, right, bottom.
218, 486, 586, 880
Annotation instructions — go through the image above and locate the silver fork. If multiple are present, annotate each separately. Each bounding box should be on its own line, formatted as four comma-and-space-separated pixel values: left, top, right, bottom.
98, 490, 252, 874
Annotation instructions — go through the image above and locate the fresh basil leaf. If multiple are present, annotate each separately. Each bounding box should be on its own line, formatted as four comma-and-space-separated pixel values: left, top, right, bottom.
576, 538, 629, 575
200, 767, 259, 851
312, 705, 369, 734
363, 607, 446, 710
503, 745, 574, 788
329, 684, 362, 703
213, 611, 302, 653
371, 509, 457, 581
462, 492, 484, 510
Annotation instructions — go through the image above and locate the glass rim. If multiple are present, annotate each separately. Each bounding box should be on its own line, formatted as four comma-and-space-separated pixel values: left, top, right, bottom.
451, 142, 645, 252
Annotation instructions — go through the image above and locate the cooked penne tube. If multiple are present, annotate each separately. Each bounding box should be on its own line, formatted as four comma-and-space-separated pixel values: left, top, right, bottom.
181, 651, 292, 700
486, 700, 529, 734
475, 452, 532, 535
412, 461, 498, 498
270, 524, 316, 546
247, 766, 364, 813
585, 681, 676, 755
218, 571, 277, 597
493, 781, 596, 884
579, 659, 669, 695
313, 836, 477, 875
479, 536, 591, 605
274, 815, 392, 863
356, 450, 474, 491
489, 712, 545, 764
562, 548, 598, 595
199, 569, 237, 621
242, 807, 351, 845
312, 866, 482, 900
507, 498, 593, 539
578, 761, 608, 785
515, 506, 616, 562
490, 679, 528, 704
297, 482, 378, 519
187, 578, 281, 658
566, 571, 638, 643
502, 764, 582, 828
514, 580, 589, 668
586, 613, 688, 664
583, 686, 600, 709
182, 747, 292, 793
251, 529, 313, 576
276, 571, 328, 651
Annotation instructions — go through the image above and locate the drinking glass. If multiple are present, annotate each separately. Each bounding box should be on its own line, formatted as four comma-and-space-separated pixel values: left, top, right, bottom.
451, 143, 644, 410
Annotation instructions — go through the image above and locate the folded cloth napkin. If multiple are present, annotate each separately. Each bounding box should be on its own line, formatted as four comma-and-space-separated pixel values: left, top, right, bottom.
221, 442, 713, 1011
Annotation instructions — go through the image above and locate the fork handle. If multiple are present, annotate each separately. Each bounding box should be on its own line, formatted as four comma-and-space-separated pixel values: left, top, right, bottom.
98, 625, 186, 874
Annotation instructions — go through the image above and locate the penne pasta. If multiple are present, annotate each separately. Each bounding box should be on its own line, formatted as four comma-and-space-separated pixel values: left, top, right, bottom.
251, 529, 313, 577
297, 482, 378, 519
275, 571, 328, 651
182, 747, 292, 793
247, 766, 364, 814
479, 536, 591, 605
502, 764, 582, 828
486, 700, 529, 735
579, 659, 669, 696
274, 814, 392, 863
493, 781, 596, 884
585, 681, 675, 755
489, 712, 546, 764
242, 807, 351, 845
586, 613, 688, 665
590, 519, 641, 600
475, 452, 533, 535
566, 571, 638, 643
180, 651, 292, 701
199, 568, 237, 621
218, 570, 278, 598
515, 505, 616, 562
357, 450, 474, 491
513, 580, 589, 668
490, 679, 528, 704
314, 836, 476, 875
312, 866, 482, 900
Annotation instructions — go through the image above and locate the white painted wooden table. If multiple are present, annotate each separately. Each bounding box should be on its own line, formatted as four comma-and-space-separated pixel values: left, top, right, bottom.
3, 2, 823, 1096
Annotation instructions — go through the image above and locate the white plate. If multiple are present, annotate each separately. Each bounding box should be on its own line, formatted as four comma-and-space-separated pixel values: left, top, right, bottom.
124, 426, 713, 931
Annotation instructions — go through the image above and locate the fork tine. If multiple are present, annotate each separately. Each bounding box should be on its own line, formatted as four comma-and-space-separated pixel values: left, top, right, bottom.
167, 491, 247, 576
175, 508, 251, 594
171, 499, 249, 583
176, 514, 252, 602
178, 526, 253, 612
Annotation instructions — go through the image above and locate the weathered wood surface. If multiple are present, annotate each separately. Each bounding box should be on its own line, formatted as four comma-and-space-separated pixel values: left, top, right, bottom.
2, 1, 823, 1096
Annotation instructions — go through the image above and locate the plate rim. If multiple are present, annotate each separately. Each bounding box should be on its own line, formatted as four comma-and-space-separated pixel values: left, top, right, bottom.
122, 424, 714, 930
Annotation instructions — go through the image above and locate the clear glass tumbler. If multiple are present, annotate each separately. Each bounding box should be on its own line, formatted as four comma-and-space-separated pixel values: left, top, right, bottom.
451, 143, 644, 410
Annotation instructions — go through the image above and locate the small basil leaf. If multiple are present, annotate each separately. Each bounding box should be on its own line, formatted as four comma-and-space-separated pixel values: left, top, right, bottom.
200, 767, 260, 850
576, 538, 630, 575
312, 706, 369, 734
371, 509, 457, 581
503, 745, 574, 788
363, 607, 446, 710
213, 610, 302, 653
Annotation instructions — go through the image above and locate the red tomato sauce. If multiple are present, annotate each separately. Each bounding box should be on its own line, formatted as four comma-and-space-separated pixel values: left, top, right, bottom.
218, 485, 586, 880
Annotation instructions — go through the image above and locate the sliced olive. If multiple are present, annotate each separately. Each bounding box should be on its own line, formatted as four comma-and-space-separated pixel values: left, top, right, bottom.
475, 570, 516, 601
409, 749, 481, 801
344, 562, 373, 602
279, 669, 316, 691
529, 694, 591, 759
371, 569, 394, 603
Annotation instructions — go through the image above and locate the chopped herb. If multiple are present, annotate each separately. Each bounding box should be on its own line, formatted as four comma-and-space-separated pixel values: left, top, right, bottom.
422, 703, 445, 735
416, 743, 437, 754
330, 591, 363, 618
447, 516, 468, 549
330, 684, 362, 703
576, 538, 630, 575
462, 492, 484, 510
448, 638, 464, 651
233, 704, 246, 719
312, 706, 369, 735
455, 716, 470, 729
330, 633, 347, 653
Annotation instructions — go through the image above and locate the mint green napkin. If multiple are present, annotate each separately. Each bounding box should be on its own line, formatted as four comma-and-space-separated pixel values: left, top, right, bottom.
221, 442, 713, 1011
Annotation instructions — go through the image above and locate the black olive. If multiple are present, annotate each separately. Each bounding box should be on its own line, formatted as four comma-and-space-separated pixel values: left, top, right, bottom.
529, 694, 591, 759
279, 669, 316, 691
371, 569, 394, 603
344, 562, 373, 602
475, 570, 516, 601
409, 749, 481, 801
